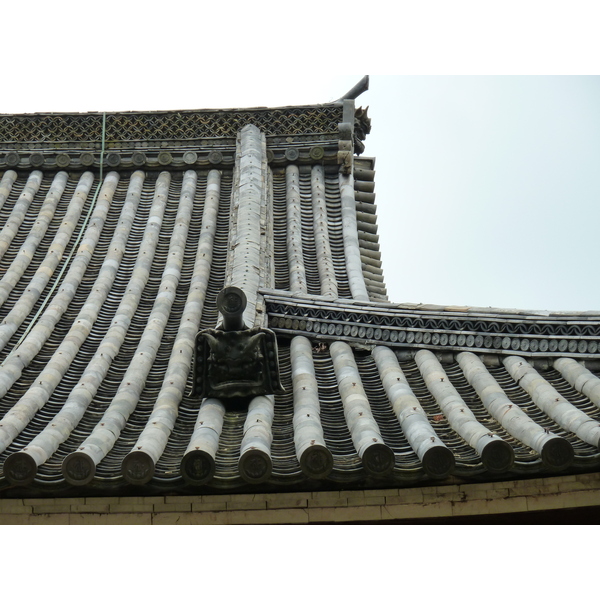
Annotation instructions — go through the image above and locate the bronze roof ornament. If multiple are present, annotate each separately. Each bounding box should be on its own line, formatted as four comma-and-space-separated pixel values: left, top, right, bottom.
191, 287, 284, 410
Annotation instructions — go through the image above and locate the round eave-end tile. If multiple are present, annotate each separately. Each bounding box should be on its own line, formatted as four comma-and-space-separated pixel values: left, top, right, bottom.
5, 152, 20, 167
106, 153, 121, 167
183, 151, 197, 165
3, 452, 37, 486
285, 147, 299, 162
208, 150, 222, 165
238, 449, 272, 484
481, 439, 515, 474
122, 451, 155, 485
29, 153, 45, 167
541, 437, 574, 471
300, 444, 334, 480
158, 151, 172, 166
421, 445, 456, 479
62, 452, 96, 486
80, 152, 95, 166
56, 153, 71, 168
180, 449, 215, 486
309, 146, 325, 160
362, 443, 395, 478
132, 151, 147, 167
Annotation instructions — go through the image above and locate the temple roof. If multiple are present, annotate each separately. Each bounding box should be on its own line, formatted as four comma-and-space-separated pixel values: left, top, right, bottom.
1, 84, 599, 498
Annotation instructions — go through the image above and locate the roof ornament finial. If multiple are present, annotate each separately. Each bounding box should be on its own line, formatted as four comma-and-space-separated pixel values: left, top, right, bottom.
338, 75, 370, 101
191, 287, 284, 410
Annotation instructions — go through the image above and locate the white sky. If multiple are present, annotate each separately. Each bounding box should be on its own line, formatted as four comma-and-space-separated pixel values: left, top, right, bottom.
371, 75, 600, 311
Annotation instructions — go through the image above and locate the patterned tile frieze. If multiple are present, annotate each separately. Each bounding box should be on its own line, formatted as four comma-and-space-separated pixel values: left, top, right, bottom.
1, 145, 341, 172
0, 104, 360, 170
266, 297, 600, 358
0, 106, 343, 142
0, 106, 345, 169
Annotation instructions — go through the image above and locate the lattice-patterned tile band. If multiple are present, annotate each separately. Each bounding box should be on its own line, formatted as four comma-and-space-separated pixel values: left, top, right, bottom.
267, 299, 600, 359
0, 106, 343, 143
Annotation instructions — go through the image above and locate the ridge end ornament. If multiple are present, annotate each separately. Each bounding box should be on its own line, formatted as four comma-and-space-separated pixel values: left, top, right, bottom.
191, 287, 284, 410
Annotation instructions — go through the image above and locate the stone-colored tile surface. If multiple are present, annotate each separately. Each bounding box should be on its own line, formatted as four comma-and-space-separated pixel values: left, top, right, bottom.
0, 514, 27, 524
227, 493, 257, 503
70, 504, 111, 513
308, 505, 382, 523
347, 495, 385, 507
538, 484, 560, 495
191, 502, 229, 512
3, 470, 600, 524
226, 501, 267, 511
561, 490, 600, 508
339, 490, 364, 499
32, 504, 76, 514
513, 477, 543, 490
266, 496, 308, 509
578, 473, 600, 484
436, 484, 460, 494
487, 488, 512, 499
29, 514, 71, 525
201, 494, 233, 503
526, 493, 567, 512
463, 489, 488, 501
152, 512, 229, 525
364, 488, 398, 497
493, 479, 516, 489
269, 492, 312, 502
23, 497, 67, 506
84, 497, 115, 505
459, 482, 487, 494
312, 490, 340, 501
395, 490, 425, 504
117, 496, 159, 505
110, 504, 152, 513
165, 495, 204, 504
0, 499, 25, 508
69, 513, 152, 525
228, 509, 309, 525
0, 504, 32, 514
152, 502, 192, 513
307, 497, 348, 508
437, 492, 466, 502
557, 480, 591, 493
382, 501, 453, 520
487, 496, 528, 515
385, 494, 418, 505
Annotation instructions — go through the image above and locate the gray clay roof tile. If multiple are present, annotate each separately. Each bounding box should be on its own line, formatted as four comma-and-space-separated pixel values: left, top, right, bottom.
0, 100, 598, 497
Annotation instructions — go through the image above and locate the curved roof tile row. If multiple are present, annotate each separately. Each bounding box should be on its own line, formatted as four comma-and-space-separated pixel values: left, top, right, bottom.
0, 113, 598, 497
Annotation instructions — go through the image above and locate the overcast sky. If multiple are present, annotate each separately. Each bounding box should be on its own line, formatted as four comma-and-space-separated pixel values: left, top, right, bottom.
369, 76, 600, 312
2, 7, 599, 315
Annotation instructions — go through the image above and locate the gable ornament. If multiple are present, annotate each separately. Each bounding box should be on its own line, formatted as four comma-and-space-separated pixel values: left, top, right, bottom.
191, 287, 283, 409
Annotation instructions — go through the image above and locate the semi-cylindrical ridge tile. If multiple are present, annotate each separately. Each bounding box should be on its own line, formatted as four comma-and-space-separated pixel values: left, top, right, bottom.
291, 335, 333, 478
331, 341, 394, 477
416, 349, 514, 473
239, 395, 274, 484
373, 346, 455, 478
181, 398, 226, 485
504, 355, 599, 451
458, 351, 570, 470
